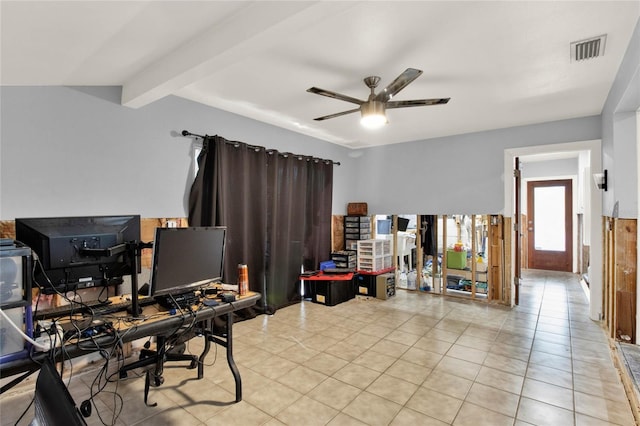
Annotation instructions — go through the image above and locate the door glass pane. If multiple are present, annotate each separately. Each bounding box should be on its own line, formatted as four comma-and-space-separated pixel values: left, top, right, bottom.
534, 186, 565, 251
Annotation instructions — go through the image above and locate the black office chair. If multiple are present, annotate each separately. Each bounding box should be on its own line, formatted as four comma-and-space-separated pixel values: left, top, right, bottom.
118, 331, 198, 406
32, 358, 88, 425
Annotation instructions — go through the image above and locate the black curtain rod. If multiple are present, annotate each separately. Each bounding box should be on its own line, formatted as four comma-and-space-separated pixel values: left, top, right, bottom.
181, 130, 340, 166
265, 149, 340, 166
181, 130, 206, 139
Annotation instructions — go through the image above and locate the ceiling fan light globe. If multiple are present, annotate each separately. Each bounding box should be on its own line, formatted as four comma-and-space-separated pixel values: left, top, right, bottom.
360, 113, 387, 129
360, 100, 387, 129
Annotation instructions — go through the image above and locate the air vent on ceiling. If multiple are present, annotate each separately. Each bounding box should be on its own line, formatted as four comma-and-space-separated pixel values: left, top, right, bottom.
571, 35, 606, 61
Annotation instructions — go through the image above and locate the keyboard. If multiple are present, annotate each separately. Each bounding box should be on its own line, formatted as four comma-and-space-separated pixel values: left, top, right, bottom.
86, 297, 156, 316
34, 297, 157, 320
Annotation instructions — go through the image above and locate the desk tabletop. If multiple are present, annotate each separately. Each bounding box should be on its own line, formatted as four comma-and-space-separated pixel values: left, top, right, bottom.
110, 291, 261, 340
0, 292, 262, 377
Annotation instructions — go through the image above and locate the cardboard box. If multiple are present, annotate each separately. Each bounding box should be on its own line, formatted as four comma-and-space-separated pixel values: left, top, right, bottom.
376, 273, 395, 300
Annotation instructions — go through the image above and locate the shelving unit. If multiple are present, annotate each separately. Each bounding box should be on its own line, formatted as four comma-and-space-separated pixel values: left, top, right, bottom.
389, 214, 497, 301
344, 216, 371, 251
439, 215, 490, 300
332, 213, 509, 304
331, 251, 357, 269
357, 239, 392, 272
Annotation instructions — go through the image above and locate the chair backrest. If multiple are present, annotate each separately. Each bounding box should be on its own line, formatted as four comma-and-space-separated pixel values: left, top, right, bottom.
32, 359, 87, 426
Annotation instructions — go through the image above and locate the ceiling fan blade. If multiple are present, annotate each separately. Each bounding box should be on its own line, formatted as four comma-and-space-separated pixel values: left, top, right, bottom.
307, 87, 364, 105
313, 107, 361, 121
375, 68, 423, 102
386, 98, 450, 109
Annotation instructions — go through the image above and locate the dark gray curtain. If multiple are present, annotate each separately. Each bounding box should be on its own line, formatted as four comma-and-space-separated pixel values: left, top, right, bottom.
303, 159, 333, 271
188, 136, 268, 303
265, 153, 308, 307
188, 135, 333, 310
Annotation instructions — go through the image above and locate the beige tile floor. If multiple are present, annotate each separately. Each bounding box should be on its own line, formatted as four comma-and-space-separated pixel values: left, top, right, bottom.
1, 270, 637, 425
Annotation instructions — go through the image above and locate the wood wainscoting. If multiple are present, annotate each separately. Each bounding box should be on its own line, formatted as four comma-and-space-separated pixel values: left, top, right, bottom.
604, 217, 638, 343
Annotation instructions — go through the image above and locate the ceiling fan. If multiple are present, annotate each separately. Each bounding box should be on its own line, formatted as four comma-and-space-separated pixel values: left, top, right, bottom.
307, 68, 450, 129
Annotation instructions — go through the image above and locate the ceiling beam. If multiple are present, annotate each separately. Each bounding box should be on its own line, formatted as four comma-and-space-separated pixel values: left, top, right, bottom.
121, 1, 354, 108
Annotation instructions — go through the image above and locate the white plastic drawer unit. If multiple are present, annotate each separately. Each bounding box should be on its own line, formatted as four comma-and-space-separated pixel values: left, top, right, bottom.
357, 239, 391, 257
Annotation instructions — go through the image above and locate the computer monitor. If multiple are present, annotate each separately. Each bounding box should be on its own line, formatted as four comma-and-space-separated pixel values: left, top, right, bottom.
397, 217, 410, 232
149, 227, 226, 298
31, 359, 87, 426
15, 215, 140, 294
377, 219, 392, 235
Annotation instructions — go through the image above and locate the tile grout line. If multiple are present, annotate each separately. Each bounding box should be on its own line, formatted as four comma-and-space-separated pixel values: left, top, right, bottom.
567, 277, 577, 426
512, 273, 545, 426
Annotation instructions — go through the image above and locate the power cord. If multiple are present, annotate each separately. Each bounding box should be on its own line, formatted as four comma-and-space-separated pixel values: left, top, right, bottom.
0, 308, 48, 350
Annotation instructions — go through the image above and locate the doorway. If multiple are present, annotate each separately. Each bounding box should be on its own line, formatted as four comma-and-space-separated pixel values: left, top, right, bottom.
526, 179, 573, 272
505, 140, 602, 316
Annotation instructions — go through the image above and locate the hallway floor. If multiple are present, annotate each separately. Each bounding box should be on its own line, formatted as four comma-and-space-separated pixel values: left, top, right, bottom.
1, 270, 636, 425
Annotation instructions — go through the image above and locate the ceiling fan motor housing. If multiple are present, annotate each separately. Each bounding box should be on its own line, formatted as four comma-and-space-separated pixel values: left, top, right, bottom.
361, 100, 386, 117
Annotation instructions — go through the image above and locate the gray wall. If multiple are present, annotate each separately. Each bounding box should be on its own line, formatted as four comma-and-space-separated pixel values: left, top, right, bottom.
0, 86, 355, 219
352, 116, 600, 215
601, 18, 640, 219
0, 86, 603, 220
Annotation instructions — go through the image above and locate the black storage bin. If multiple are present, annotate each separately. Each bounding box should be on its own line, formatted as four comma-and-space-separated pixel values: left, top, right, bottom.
355, 274, 377, 297
312, 279, 355, 306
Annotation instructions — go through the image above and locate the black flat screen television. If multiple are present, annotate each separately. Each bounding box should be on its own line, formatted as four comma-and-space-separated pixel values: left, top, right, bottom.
149, 227, 226, 298
15, 215, 140, 294
32, 359, 87, 426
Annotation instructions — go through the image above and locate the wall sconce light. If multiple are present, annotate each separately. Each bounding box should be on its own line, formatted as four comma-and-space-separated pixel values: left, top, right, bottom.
593, 169, 608, 191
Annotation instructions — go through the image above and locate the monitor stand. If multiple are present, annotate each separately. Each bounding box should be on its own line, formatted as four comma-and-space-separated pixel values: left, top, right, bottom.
80, 241, 152, 318
126, 241, 153, 316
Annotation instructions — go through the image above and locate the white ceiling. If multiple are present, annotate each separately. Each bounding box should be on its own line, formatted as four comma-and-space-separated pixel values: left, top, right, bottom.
2, 1, 638, 149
